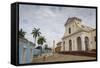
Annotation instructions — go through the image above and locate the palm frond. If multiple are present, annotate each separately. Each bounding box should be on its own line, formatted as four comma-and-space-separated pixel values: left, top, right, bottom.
19, 28, 26, 38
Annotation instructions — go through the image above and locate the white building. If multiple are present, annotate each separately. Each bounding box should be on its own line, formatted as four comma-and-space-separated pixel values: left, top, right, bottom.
60, 17, 96, 52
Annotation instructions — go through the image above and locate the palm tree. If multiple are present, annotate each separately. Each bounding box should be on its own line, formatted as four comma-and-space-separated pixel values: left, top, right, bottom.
37, 36, 46, 55
19, 28, 26, 38
31, 28, 41, 45
44, 44, 49, 53
44, 44, 48, 50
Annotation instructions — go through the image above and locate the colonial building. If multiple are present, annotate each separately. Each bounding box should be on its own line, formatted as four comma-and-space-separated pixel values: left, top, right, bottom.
19, 37, 53, 64
19, 38, 35, 64
60, 17, 96, 52
55, 41, 62, 53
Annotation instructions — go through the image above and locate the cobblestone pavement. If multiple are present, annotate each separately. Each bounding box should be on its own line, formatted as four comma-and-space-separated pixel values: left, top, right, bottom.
32, 53, 96, 63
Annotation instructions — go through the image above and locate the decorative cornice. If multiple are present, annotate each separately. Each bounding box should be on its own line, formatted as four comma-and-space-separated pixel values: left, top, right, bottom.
62, 29, 95, 40
65, 17, 82, 26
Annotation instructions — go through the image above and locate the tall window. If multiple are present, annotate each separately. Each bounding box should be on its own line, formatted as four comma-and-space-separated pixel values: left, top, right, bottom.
69, 40, 72, 51
77, 37, 82, 51
69, 28, 71, 34
94, 36, 96, 42
63, 41, 65, 51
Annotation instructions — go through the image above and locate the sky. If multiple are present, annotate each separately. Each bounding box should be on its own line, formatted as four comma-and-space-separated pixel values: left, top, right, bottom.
19, 4, 96, 48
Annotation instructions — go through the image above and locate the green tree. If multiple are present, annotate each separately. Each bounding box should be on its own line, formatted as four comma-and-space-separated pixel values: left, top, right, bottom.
37, 36, 46, 55
44, 44, 48, 49
19, 28, 26, 38
31, 28, 41, 45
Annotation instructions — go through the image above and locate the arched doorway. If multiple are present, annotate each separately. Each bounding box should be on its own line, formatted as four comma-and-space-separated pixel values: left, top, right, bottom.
85, 37, 89, 51
63, 41, 65, 51
69, 40, 72, 51
77, 37, 82, 51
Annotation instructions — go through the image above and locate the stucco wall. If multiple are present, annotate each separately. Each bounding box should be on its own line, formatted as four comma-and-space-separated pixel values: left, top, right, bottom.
19, 38, 37, 64
64, 19, 81, 37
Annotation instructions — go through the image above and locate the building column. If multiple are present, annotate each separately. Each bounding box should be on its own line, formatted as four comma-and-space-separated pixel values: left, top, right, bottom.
30, 48, 33, 62
62, 41, 65, 51
81, 35, 85, 51
88, 36, 93, 50
65, 40, 69, 51
73, 37, 77, 51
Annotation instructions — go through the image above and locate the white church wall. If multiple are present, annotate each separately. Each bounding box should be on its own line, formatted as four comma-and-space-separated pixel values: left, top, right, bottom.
62, 17, 96, 52
72, 37, 77, 51
65, 39, 69, 51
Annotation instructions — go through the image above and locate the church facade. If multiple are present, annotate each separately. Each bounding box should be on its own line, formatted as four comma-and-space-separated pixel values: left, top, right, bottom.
60, 17, 96, 52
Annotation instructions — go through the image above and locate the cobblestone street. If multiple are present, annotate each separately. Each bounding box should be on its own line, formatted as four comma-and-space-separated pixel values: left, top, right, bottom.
32, 53, 96, 63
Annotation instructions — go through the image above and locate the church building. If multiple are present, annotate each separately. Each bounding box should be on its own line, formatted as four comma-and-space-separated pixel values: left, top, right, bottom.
60, 17, 96, 52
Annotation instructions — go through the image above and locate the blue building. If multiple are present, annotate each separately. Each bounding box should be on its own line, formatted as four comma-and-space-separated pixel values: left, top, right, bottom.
19, 37, 53, 64
19, 38, 41, 64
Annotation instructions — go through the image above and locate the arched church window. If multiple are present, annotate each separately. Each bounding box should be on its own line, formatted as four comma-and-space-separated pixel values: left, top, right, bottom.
69, 40, 72, 51
63, 41, 65, 51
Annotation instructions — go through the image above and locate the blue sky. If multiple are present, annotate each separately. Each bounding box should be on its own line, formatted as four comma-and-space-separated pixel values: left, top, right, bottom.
19, 4, 96, 47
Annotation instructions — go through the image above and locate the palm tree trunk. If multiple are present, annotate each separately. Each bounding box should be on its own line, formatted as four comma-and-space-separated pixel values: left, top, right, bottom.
39, 46, 42, 56
34, 37, 36, 46
39, 45, 42, 56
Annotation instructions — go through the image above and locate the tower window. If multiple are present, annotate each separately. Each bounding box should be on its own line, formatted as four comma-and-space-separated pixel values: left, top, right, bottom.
69, 28, 71, 34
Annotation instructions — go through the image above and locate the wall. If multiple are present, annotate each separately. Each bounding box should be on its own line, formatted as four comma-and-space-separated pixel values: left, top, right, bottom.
91, 30, 96, 49
19, 38, 35, 64
64, 18, 82, 37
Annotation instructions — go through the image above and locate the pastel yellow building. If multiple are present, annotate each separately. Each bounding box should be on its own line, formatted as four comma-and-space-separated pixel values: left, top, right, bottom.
55, 41, 62, 53
60, 17, 96, 52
